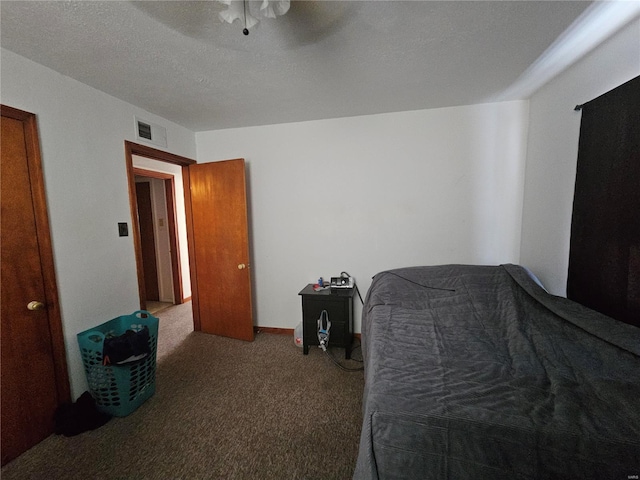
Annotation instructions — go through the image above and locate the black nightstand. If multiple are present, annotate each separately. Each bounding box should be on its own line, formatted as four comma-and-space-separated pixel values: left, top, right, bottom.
298, 284, 355, 358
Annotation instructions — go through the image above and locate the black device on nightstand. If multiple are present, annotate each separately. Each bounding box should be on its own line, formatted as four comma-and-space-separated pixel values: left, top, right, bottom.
298, 284, 355, 359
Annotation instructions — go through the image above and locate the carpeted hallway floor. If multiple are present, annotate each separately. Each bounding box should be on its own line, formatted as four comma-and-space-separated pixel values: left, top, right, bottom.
2, 304, 365, 479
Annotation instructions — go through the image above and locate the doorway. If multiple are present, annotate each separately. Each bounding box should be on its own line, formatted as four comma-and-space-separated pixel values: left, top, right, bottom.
124, 142, 194, 313
133, 170, 182, 314
124, 141, 255, 341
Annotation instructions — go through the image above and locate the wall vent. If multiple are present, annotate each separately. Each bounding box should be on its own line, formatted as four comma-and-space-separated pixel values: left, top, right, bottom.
137, 121, 152, 140
134, 116, 167, 148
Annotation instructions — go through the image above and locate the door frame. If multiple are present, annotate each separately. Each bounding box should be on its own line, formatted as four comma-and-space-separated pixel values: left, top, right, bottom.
124, 141, 196, 314
133, 168, 182, 305
0, 104, 71, 405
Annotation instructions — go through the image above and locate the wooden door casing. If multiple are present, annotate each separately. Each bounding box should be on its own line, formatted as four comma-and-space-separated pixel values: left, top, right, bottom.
1, 105, 70, 465
125, 142, 196, 311
133, 167, 183, 306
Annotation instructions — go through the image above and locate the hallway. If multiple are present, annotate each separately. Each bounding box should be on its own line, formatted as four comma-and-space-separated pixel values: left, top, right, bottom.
154, 301, 193, 361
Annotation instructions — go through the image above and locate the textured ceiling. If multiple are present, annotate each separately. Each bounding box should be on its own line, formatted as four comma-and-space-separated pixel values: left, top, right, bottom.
1, 1, 595, 131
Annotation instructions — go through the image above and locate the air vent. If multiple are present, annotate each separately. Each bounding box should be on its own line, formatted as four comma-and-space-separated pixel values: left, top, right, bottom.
137, 121, 152, 140
134, 116, 167, 148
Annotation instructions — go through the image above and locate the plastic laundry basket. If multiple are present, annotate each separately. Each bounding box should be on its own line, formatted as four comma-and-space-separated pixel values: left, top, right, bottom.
77, 310, 159, 417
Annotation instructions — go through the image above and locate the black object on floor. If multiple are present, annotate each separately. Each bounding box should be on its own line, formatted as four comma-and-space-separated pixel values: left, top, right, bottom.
54, 391, 112, 437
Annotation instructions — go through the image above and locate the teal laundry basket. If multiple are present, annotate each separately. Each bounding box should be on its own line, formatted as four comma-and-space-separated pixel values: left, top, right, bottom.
77, 310, 159, 417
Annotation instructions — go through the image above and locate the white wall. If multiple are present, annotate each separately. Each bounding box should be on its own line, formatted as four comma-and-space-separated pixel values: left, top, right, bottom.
196, 101, 529, 333
520, 18, 640, 296
149, 177, 174, 303
0, 49, 197, 398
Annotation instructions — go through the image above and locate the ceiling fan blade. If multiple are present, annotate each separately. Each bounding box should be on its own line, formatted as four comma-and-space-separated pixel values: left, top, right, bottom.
132, 1, 223, 40
276, 0, 357, 48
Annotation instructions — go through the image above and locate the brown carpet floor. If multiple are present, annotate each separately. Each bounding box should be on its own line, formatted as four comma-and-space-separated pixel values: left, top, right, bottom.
2, 304, 365, 479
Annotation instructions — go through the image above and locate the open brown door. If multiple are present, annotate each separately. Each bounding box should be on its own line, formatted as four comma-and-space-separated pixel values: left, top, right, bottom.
1, 106, 70, 465
185, 159, 254, 342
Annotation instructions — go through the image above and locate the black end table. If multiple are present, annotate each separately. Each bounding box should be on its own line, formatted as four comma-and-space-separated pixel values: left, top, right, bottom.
298, 284, 355, 358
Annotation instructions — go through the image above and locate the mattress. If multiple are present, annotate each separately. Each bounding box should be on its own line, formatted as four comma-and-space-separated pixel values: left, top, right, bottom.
354, 264, 640, 480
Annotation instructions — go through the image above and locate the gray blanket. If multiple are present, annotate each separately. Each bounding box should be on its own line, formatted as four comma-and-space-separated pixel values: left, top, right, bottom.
354, 264, 640, 480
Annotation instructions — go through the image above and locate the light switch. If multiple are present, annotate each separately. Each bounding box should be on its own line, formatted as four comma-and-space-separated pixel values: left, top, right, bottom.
118, 222, 128, 237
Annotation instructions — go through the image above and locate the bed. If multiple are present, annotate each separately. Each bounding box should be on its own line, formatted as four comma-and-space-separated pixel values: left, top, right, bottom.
353, 264, 640, 480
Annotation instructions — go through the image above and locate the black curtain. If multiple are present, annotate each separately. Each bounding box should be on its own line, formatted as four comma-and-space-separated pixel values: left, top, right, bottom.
567, 76, 640, 327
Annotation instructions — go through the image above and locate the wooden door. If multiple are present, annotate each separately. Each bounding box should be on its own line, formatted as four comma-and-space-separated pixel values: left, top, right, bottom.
1, 106, 70, 465
186, 159, 254, 341
135, 181, 159, 301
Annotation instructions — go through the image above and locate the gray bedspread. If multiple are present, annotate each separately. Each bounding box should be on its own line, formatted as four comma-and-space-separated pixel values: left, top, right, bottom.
353, 264, 640, 480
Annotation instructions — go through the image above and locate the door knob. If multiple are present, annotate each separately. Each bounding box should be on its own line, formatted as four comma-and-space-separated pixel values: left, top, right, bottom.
27, 301, 45, 311
237, 263, 246, 270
